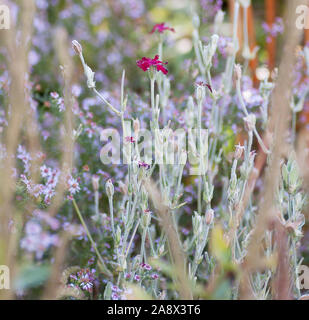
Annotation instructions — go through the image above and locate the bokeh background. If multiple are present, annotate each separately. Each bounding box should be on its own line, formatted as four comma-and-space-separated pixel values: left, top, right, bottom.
1, 0, 309, 298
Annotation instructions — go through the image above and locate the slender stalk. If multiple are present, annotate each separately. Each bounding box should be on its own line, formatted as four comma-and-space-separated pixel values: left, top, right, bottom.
291, 111, 296, 145
141, 227, 147, 263
94, 190, 99, 217
72, 199, 112, 277
93, 88, 122, 117
197, 99, 203, 214
108, 196, 115, 238
125, 220, 140, 258
224, 1, 239, 92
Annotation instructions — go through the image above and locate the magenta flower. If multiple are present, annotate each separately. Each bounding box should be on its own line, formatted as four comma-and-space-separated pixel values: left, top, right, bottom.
195, 81, 213, 93
144, 264, 152, 271
125, 136, 136, 143
150, 23, 175, 34
138, 161, 151, 170
134, 274, 141, 282
136, 55, 168, 75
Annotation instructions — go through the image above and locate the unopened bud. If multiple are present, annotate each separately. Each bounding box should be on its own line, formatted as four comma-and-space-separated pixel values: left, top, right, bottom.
72, 40, 83, 55
105, 179, 114, 198
205, 209, 214, 225
271, 68, 278, 81
118, 181, 128, 195
92, 175, 100, 191
192, 14, 200, 29
195, 84, 206, 102
226, 42, 234, 56
133, 118, 140, 136
214, 10, 225, 26
234, 64, 242, 81
243, 114, 256, 132
234, 144, 245, 160
142, 210, 151, 229
159, 244, 165, 256
210, 34, 219, 56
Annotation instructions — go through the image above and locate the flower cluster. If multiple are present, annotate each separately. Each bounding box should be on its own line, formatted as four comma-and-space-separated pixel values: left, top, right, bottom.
150, 23, 175, 34
137, 55, 168, 75
262, 17, 284, 43
200, 0, 223, 20
69, 268, 96, 292
20, 220, 59, 259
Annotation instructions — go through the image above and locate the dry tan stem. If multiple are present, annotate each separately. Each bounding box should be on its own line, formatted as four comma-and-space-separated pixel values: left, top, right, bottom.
47, 28, 75, 218
0, 0, 36, 299
239, 0, 306, 299
42, 232, 70, 300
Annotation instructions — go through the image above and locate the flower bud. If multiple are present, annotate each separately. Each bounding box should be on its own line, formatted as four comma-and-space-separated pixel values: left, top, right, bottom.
214, 10, 225, 26
282, 159, 301, 194
234, 64, 242, 81
210, 34, 219, 57
192, 212, 202, 237
271, 68, 278, 81
195, 84, 206, 102
133, 118, 140, 136
142, 210, 151, 229
159, 244, 165, 256
203, 181, 214, 204
72, 40, 83, 55
118, 181, 128, 195
141, 187, 149, 208
205, 209, 214, 225
105, 179, 114, 198
242, 46, 251, 60
234, 144, 245, 160
92, 175, 100, 191
192, 14, 200, 29
243, 114, 256, 132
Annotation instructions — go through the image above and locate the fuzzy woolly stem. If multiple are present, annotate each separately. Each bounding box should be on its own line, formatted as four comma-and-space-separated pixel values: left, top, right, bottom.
108, 196, 115, 238
93, 88, 122, 117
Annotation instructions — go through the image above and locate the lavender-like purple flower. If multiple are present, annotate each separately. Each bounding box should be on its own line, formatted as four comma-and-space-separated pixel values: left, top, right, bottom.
262, 17, 284, 43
